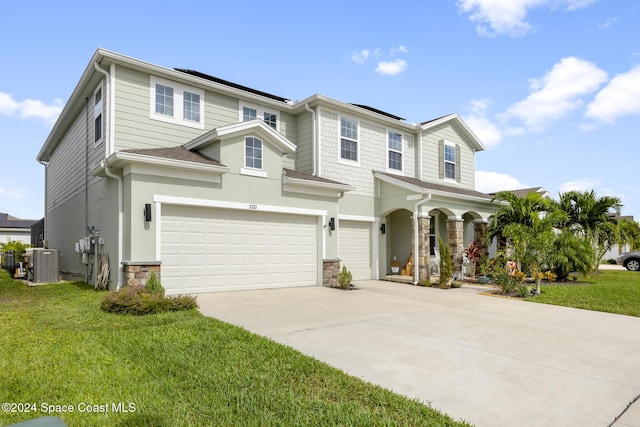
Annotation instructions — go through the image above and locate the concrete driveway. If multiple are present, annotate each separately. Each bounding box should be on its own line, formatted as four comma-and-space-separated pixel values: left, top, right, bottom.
197, 281, 640, 427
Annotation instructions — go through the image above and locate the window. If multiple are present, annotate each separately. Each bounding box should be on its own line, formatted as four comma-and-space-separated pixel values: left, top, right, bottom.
439, 140, 459, 182
150, 76, 204, 129
340, 117, 358, 162
94, 85, 103, 144
240, 103, 278, 130
444, 144, 455, 179
155, 84, 174, 116
245, 137, 262, 169
263, 112, 277, 129
388, 131, 402, 171
183, 91, 200, 122
243, 107, 257, 121
430, 216, 437, 256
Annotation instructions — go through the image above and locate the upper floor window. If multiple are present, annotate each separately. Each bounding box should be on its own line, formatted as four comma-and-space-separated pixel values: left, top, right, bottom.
183, 91, 200, 122
388, 131, 402, 171
245, 137, 263, 169
340, 117, 358, 162
240, 103, 278, 130
439, 140, 460, 182
94, 84, 103, 144
150, 76, 204, 129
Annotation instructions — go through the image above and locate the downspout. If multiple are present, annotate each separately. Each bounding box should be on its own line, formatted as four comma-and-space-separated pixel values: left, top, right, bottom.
103, 159, 123, 289
37, 160, 48, 247
93, 62, 110, 157
413, 193, 432, 285
84, 97, 90, 282
304, 103, 317, 175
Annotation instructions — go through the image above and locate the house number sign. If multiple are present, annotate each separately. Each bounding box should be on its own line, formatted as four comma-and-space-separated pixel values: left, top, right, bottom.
248, 204, 258, 210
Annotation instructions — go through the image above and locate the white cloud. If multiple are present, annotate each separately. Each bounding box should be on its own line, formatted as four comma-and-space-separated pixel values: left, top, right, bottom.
0, 92, 63, 125
0, 186, 23, 201
351, 49, 370, 64
463, 98, 503, 148
558, 178, 601, 193
391, 45, 409, 55
456, 0, 596, 37
585, 65, 640, 123
597, 17, 617, 29
500, 57, 607, 131
475, 171, 528, 193
375, 59, 407, 76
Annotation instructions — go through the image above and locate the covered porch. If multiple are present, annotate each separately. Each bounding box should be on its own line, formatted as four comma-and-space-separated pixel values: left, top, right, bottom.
375, 172, 497, 285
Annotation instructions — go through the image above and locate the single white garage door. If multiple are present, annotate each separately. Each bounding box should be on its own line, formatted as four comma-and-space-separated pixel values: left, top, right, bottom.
338, 220, 372, 280
161, 205, 318, 294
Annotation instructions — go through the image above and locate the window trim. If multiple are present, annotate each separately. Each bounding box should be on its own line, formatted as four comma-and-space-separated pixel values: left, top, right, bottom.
439, 139, 460, 183
93, 84, 103, 146
444, 142, 456, 181
239, 102, 279, 131
149, 76, 204, 129
338, 115, 360, 166
386, 130, 403, 174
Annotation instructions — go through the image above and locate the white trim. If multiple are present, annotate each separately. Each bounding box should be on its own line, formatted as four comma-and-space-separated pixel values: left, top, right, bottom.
124, 163, 223, 184
149, 75, 205, 130
109, 63, 116, 156
240, 168, 267, 178
239, 101, 280, 131
153, 195, 327, 217
443, 178, 457, 184
443, 140, 456, 181
93, 83, 103, 146
338, 214, 376, 222
155, 202, 162, 260
93, 152, 229, 175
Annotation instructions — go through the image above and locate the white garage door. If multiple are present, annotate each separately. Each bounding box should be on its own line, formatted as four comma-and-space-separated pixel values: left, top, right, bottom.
338, 220, 372, 280
161, 205, 318, 294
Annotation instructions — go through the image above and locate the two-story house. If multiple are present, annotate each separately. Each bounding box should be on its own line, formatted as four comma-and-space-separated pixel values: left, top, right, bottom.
37, 49, 498, 293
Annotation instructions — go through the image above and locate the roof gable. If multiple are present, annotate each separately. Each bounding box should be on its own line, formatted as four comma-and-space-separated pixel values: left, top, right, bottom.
421, 113, 484, 151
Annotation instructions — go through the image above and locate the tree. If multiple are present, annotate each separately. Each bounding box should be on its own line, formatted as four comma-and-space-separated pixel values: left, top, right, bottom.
548, 230, 594, 281
618, 218, 640, 252
556, 190, 622, 269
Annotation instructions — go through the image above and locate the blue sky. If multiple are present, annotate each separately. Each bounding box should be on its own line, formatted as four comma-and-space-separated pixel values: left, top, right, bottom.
1, 0, 639, 221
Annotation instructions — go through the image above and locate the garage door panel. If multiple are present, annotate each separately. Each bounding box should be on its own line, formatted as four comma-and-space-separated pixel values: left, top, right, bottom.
339, 220, 372, 281
161, 205, 318, 294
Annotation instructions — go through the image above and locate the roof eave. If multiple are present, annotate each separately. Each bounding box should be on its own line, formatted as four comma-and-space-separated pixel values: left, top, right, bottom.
184, 120, 296, 153
420, 113, 485, 151
91, 152, 229, 176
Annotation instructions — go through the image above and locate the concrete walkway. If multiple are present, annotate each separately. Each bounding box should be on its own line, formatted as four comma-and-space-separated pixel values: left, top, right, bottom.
197, 281, 640, 427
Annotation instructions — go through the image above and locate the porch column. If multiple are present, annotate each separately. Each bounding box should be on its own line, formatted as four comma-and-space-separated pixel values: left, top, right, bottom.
417, 215, 430, 283
446, 218, 464, 275
473, 220, 489, 259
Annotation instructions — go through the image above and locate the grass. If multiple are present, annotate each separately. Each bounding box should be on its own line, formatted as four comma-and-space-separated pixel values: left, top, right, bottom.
0, 270, 469, 427
530, 269, 640, 317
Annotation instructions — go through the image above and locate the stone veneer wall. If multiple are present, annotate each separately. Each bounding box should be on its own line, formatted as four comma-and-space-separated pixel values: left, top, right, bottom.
473, 221, 489, 259
417, 217, 430, 283
323, 259, 341, 287
446, 220, 465, 274
122, 261, 161, 287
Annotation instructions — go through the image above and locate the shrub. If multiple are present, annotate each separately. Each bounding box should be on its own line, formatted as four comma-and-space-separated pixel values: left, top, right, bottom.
337, 266, 352, 289
101, 286, 197, 315
438, 236, 453, 288
145, 271, 165, 295
549, 230, 593, 281
0, 239, 30, 264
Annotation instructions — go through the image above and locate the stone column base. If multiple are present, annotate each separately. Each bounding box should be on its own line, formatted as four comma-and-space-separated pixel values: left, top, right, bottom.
122, 261, 161, 287
323, 259, 341, 287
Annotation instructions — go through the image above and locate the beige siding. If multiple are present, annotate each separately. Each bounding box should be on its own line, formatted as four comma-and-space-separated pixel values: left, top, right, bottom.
421, 123, 475, 189
295, 111, 313, 174
278, 110, 297, 143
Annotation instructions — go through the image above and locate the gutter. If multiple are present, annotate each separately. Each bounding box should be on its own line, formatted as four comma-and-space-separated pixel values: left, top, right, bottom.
413, 193, 432, 285
102, 159, 123, 289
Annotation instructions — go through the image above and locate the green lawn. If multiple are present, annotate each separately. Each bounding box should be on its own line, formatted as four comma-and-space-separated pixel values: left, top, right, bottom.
0, 270, 469, 427
530, 269, 640, 317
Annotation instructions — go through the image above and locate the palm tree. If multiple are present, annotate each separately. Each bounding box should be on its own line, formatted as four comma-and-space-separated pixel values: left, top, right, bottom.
556, 190, 622, 269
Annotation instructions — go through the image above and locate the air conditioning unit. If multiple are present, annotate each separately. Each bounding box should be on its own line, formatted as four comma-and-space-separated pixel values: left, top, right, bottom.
30, 248, 60, 283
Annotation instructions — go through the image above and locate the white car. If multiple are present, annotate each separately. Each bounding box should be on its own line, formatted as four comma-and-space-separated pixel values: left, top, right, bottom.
617, 252, 640, 271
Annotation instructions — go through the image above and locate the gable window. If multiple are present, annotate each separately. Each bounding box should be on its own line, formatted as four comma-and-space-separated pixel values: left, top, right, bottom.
150, 76, 204, 129
439, 140, 460, 182
245, 137, 263, 169
340, 117, 358, 162
240, 103, 278, 130
388, 131, 402, 171
183, 91, 200, 122
94, 85, 103, 144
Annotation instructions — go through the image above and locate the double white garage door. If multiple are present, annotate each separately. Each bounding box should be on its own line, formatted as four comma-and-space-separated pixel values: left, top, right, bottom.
161, 205, 318, 294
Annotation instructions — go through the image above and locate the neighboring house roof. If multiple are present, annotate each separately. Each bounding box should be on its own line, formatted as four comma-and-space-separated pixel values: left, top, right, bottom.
374, 172, 494, 202
174, 68, 290, 104
491, 187, 552, 200
0, 213, 38, 229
